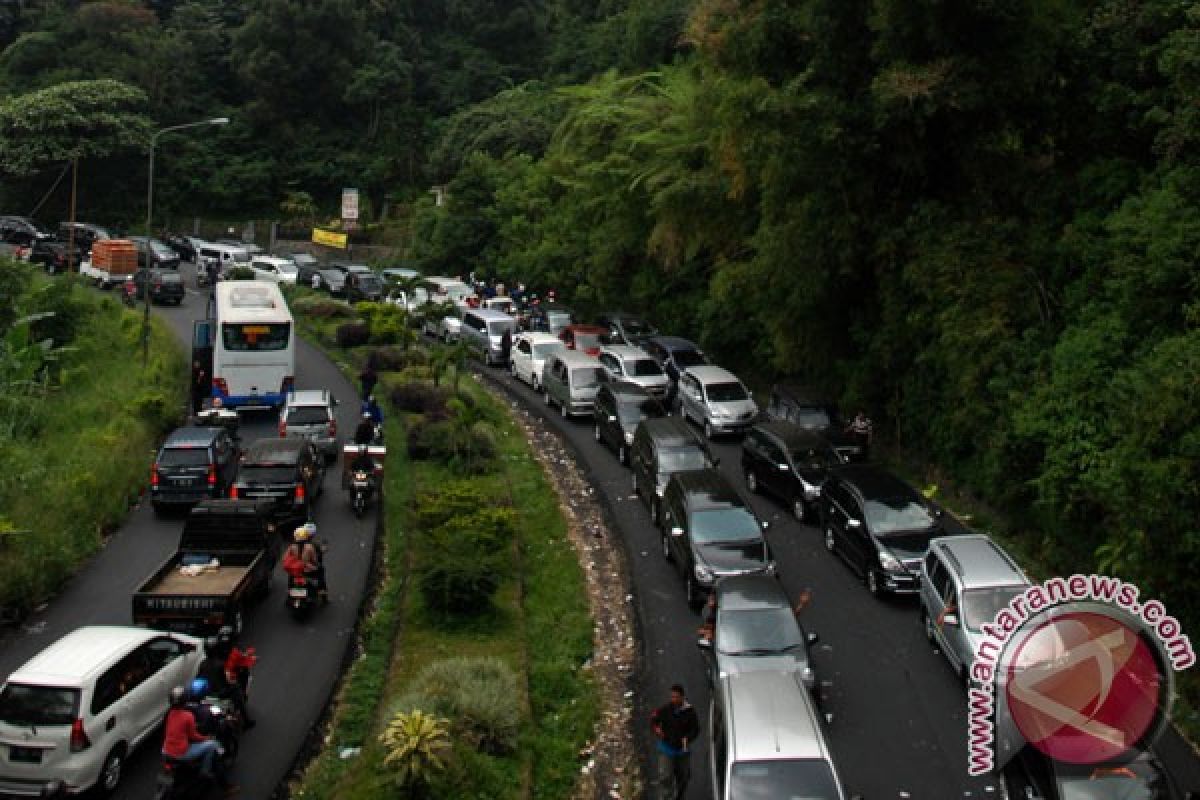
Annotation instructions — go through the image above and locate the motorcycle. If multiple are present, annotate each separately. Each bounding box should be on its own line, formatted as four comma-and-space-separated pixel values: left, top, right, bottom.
121, 279, 138, 308
348, 467, 375, 517
152, 698, 240, 800
285, 571, 319, 620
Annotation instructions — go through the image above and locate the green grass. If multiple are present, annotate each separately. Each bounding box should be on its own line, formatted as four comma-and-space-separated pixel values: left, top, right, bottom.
0, 285, 185, 619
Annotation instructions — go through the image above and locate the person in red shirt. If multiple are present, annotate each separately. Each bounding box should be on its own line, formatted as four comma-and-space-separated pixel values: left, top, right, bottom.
161, 687, 236, 795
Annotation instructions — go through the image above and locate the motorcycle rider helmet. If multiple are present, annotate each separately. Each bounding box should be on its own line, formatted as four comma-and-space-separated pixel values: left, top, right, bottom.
294, 526, 312, 543
189, 678, 210, 700
362, 411, 372, 420
169, 686, 188, 707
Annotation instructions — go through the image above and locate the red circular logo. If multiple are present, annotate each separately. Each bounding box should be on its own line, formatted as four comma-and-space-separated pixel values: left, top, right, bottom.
1005, 611, 1164, 764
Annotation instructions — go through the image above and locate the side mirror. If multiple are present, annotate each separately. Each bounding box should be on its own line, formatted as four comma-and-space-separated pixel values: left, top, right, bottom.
607, 415, 617, 423
778, 463, 790, 472
942, 613, 960, 627
846, 518, 862, 530
760, 520, 770, 530
806, 632, 819, 646
696, 637, 713, 651
670, 526, 684, 538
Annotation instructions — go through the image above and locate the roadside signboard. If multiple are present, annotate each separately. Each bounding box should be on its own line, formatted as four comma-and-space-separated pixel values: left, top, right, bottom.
341, 188, 359, 221
311, 228, 348, 249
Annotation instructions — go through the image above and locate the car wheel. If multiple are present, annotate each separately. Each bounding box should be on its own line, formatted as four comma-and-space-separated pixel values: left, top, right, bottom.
618, 445, 628, 466
151, 501, 164, 518
824, 527, 836, 553
594, 424, 602, 443
661, 531, 673, 562
745, 470, 759, 494
792, 498, 806, 523
866, 569, 882, 597
98, 745, 126, 795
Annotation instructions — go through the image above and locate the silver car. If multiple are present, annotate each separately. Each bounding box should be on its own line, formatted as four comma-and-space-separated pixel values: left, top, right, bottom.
541, 351, 606, 418
920, 534, 1030, 686
279, 389, 340, 462
597, 346, 669, 396
678, 365, 759, 439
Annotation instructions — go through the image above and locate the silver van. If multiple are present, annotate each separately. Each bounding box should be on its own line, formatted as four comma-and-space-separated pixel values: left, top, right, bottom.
541, 351, 606, 418
678, 365, 759, 439
710, 670, 848, 800
919, 534, 1030, 686
461, 308, 518, 367
280, 388, 340, 462
197, 242, 250, 276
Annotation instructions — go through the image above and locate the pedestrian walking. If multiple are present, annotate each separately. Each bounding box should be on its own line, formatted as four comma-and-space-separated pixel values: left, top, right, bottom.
359, 360, 378, 401
191, 360, 208, 414
848, 410, 873, 461
650, 684, 699, 800
500, 327, 512, 366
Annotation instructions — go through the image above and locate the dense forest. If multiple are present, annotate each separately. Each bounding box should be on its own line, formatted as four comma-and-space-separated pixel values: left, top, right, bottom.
1, 1, 1197, 640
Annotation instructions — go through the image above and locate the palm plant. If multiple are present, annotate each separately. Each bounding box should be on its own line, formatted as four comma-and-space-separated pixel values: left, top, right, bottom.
378, 709, 451, 793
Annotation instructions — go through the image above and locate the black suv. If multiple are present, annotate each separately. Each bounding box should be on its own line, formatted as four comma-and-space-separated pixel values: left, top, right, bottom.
630, 416, 716, 523
58, 222, 113, 254
659, 469, 774, 608
132, 267, 186, 305
128, 236, 182, 270
345, 270, 386, 302
766, 384, 864, 462
151, 426, 240, 514
820, 464, 944, 597
231, 438, 325, 532
742, 420, 842, 524
593, 381, 667, 465
28, 239, 84, 274
0, 215, 54, 245
594, 311, 659, 346
641, 335, 708, 401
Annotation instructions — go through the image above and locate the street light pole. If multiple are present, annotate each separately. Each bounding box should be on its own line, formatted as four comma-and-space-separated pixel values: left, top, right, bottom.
142, 117, 229, 367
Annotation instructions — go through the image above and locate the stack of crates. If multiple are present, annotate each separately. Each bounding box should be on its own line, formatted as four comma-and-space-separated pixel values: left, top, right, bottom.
91, 239, 138, 275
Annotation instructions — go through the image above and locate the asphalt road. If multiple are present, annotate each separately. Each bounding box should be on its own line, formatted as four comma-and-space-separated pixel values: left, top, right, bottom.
475, 359, 1200, 799
0, 266, 377, 799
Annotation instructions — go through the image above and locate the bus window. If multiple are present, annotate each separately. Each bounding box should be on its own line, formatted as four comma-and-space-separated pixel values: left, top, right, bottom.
221, 322, 290, 351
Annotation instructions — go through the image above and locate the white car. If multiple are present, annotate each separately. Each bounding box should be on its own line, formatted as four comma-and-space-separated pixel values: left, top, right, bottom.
0, 626, 204, 797
677, 365, 759, 439
509, 332, 565, 391
250, 255, 299, 284
597, 345, 669, 396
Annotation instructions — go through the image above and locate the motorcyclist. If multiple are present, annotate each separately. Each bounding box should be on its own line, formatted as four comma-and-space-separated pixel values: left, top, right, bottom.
161, 686, 236, 795
349, 444, 376, 477
284, 524, 327, 603
196, 633, 256, 729
362, 396, 383, 426
184, 678, 220, 734
352, 412, 375, 446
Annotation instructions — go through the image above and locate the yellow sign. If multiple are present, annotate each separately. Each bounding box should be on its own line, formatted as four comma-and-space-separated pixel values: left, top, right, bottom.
311, 228, 348, 249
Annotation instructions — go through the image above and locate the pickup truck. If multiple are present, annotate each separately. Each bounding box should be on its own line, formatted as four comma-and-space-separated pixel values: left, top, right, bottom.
79, 238, 138, 287
132, 499, 280, 636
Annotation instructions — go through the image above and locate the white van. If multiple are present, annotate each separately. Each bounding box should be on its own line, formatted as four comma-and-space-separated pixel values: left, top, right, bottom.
0, 627, 204, 797
197, 242, 251, 276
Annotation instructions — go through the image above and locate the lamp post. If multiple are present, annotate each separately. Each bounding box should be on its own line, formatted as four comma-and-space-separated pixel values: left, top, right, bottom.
142, 117, 229, 366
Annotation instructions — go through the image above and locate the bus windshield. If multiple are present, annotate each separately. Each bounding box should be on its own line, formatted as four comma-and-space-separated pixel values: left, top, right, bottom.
222, 322, 290, 352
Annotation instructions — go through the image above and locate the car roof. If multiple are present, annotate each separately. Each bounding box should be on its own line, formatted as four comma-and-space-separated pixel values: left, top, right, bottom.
465, 308, 515, 321
715, 575, 791, 612
645, 335, 700, 352
772, 383, 835, 407
600, 345, 653, 361
930, 534, 1029, 589
604, 380, 653, 401
7, 627, 189, 687
244, 438, 305, 463
684, 365, 740, 384
286, 389, 333, 406
831, 464, 919, 500
752, 420, 830, 449
640, 416, 702, 445
670, 468, 743, 508
517, 331, 560, 343
722, 670, 831, 762
551, 350, 600, 368
563, 324, 608, 335
162, 426, 221, 448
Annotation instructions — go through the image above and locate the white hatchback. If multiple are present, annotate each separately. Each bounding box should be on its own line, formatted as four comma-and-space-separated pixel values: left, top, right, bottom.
0, 627, 203, 797
250, 255, 299, 284
509, 332, 564, 390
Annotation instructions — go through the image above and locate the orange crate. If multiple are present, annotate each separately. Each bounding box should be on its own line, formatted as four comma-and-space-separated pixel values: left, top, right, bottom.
91, 239, 138, 273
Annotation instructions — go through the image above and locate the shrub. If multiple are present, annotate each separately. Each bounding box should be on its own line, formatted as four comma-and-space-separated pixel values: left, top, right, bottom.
414, 481, 499, 531
378, 709, 451, 790
225, 266, 256, 280
394, 658, 521, 754
407, 416, 453, 461
419, 556, 504, 617
369, 345, 426, 372
291, 295, 354, 318
390, 381, 449, 415
335, 321, 370, 348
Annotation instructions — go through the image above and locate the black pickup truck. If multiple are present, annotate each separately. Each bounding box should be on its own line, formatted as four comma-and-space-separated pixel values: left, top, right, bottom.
132, 499, 280, 636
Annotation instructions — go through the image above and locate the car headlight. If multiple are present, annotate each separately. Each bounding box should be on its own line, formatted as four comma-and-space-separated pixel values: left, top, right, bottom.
694, 564, 714, 584
624, 431, 634, 445
878, 551, 903, 573
711, 408, 731, 418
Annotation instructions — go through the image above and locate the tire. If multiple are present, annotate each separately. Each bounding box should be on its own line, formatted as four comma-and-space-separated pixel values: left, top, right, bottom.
792, 498, 806, 523
824, 527, 836, 554
618, 445, 628, 466
152, 501, 165, 518
866, 569, 882, 597
745, 470, 759, 494
661, 531, 673, 562
98, 745, 126, 795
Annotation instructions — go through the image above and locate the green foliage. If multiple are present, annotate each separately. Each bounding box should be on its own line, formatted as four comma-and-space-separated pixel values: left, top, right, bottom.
290, 295, 354, 318
415, 481, 500, 531
335, 321, 370, 348
378, 709, 451, 790
393, 657, 521, 755
418, 546, 506, 617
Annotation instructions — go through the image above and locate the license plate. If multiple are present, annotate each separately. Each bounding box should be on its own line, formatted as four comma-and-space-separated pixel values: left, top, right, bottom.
172, 478, 191, 486
288, 588, 308, 598
10, 745, 43, 763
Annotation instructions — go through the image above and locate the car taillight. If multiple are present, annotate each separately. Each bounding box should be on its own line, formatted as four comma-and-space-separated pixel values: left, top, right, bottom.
207, 465, 217, 487
327, 418, 336, 436
278, 418, 287, 437
294, 484, 306, 504
70, 719, 90, 752
151, 468, 160, 487
229, 485, 239, 499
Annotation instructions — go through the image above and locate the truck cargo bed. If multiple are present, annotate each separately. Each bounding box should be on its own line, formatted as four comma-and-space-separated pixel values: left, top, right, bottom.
144, 565, 251, 596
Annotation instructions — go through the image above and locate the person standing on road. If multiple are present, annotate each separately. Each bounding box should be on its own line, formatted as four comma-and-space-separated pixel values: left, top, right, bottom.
651, 683, 700, 800
191, 360, 209, 414
359, 360, 378, 401
849, 410, 873, 460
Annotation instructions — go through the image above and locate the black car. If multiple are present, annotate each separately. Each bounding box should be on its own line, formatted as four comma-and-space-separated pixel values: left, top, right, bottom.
742, 420, 842, 524
151, 426, 240, 514
161, 232, 198, 262
28, 239, 85, 274
58, 222, 113, 254
642, 335, 708, 388
820, 464, 944, 597
0, 215, 54, 245
132, 268, 186, 305
128, 236, 182, 270
345, 270, 386, 302
766, 384, 865, 462
630, 416, 716, 523
595, 311, 660, 346
593, 381, 667, 465
660, 469, 774, 608
1002, 746, 1187, 800
231, 438, 325, 532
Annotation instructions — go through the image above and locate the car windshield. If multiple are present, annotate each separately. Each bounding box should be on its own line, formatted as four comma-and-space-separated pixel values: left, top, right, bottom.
620, 318, 657, 338
489, 320, 516, 335
547, 311, 573, 328
618, 398, 664, 425
717, 607, 804, 655
158, 447, 211, 467
864, 497, 934, 535
239, 465, 296, 485
292, 254, 318, 266
1052, 758, 1166, 800
790, 445, 840, 469
570, 367, 605, 389
0, 684, 79, 726
961, 586, 1028, 631
221, 322, 290, 352
232, 251, 250, 264
287, 406, 330, 426
533, 342, 564, 359
673, 348, 706, 368
158, 272, 182, 283
275, 262, 298, 274
658, 447, 709, 473
790, 408, 832, 429
359, 276, 383, 290
629, 358, 664, 377
730, 759, 841, 800
690, 508, 762, 544
150, 240, 174, 256
706, 381, 748, 402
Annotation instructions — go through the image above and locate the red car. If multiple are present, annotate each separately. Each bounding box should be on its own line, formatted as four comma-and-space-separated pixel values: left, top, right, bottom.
558, 324, 610, 357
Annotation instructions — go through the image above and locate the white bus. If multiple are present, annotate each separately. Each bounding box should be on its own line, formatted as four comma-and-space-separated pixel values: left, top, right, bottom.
210, 281, 295, 409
